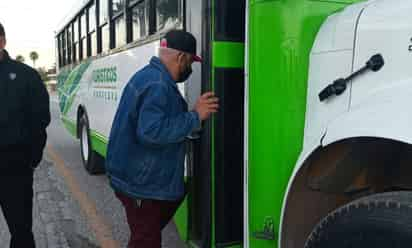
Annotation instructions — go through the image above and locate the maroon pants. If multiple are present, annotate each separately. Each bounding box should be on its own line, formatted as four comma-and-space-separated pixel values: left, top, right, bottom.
116, 192, 183, 248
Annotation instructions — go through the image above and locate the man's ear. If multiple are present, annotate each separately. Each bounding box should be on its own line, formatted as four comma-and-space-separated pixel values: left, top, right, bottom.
177, 52, 184, 63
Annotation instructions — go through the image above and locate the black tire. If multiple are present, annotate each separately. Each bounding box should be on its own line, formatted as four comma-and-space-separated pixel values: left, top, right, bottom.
304, 191, 412, 248
79, 115, 105, 175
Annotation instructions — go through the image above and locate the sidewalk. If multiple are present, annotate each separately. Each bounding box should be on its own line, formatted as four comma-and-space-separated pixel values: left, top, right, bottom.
0, 157, 98, 248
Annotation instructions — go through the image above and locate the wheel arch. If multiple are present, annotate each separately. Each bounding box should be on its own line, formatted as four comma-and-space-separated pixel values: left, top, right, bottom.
279, 136, 412, 248
76, 105, 87, 139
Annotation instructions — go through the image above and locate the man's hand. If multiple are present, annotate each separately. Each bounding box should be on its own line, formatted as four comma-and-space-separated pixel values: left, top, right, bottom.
194, 92, 219, 121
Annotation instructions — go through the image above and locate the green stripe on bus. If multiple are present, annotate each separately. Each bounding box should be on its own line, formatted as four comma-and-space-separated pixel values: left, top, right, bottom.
90, 131, 108, 158
174, 199, 189, 242
213, 42, 245, 68
61, 117, 77, 137
61, 117, 108, 158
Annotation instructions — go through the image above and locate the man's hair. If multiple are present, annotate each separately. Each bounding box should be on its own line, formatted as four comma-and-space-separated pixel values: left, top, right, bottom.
0, 22, 5, 37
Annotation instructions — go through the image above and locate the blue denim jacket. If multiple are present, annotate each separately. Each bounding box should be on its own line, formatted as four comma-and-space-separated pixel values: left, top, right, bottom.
106, 57, 200, 201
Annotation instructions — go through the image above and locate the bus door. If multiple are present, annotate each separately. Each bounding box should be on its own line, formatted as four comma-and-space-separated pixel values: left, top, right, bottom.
185, 0, 211, 247
213, 1, 246, 247
186, 0, 246, 247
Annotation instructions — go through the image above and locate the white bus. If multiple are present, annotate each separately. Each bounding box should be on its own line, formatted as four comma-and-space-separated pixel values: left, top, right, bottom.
56, 0, 189, 174
57, 0, 412, 247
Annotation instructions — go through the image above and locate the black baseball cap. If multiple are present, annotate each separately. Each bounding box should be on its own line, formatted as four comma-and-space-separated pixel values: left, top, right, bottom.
161, 30, 202, 62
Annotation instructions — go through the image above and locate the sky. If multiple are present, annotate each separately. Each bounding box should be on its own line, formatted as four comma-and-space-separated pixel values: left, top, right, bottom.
0, 0, 84, 69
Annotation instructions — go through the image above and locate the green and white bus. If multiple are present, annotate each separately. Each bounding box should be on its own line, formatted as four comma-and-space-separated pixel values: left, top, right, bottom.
57, 0, 412, 247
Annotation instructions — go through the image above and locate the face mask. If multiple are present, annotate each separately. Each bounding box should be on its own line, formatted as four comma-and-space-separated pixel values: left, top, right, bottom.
177, 65, 192, 83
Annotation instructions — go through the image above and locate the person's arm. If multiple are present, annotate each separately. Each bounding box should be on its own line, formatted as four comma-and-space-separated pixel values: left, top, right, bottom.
136, 83, 200, 146
28, 71, 51, 168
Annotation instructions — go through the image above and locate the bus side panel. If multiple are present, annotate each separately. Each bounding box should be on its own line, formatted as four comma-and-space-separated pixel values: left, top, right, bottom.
58, 63, 91, 137
89, 42, 158, 138
247, 0, 360, 247
58, 40, 160, 158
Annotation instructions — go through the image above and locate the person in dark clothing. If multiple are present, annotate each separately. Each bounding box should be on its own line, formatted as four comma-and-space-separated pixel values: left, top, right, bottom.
0, 22, 51, 248
106, 30, 218, 248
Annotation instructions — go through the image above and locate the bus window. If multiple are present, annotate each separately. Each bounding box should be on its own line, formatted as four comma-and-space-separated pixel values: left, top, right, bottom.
112, 0, 126, 48
89, 4, 97, 56
89, 4, 96, 32
73, 19, 79, 62
99, 0, 109, 53
130, 0, 148, 41
62, 31, 67, 66
80, 13, 87, 59
67, 26, 72, 64
101, 24, 110, 52
58, 34, 63, 67
99, 0, 109, 25
114, 15, 126, 48
156, 0, 183, 32
112, 0, 125, 16
57, 36, 60, 67
90, 32, 97, 56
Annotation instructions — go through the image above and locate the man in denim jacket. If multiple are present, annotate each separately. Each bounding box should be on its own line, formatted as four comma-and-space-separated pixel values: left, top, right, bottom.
106, 30, 218, 248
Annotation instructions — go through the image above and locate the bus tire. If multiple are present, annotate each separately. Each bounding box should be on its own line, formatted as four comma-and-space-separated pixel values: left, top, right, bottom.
304, 191, 412, 248
79, 114, 105, 175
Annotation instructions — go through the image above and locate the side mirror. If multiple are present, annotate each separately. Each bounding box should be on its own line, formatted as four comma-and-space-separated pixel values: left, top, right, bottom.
319, 54, 384, 102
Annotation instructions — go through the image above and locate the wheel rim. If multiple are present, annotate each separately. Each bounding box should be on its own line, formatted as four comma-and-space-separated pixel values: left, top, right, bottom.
81, 124, 89, 162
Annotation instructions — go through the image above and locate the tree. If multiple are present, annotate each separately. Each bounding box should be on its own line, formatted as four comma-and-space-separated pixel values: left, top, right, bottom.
29, 51, 39, 67
15, 55, 25, 63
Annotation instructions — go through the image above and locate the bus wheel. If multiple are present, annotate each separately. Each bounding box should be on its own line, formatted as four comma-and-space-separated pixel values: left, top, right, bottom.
304, 191, 412, 248
79, 115, 105, 175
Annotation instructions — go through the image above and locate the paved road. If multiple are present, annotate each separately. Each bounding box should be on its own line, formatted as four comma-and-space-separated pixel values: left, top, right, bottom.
0, 93, 186, 247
